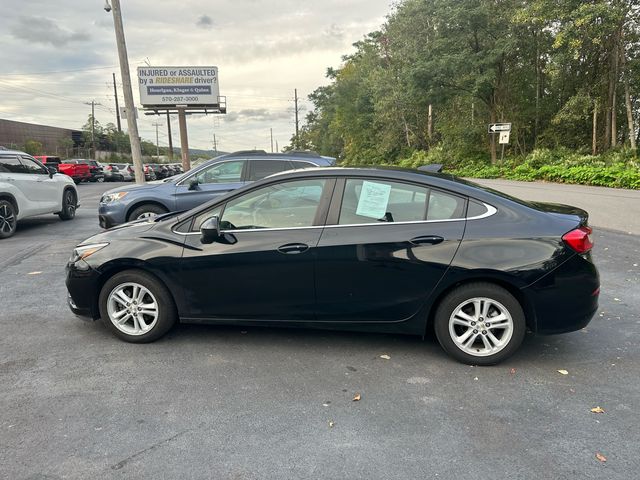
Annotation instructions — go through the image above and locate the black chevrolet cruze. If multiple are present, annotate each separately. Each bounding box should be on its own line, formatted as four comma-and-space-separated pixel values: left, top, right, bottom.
66, 167, 599, 365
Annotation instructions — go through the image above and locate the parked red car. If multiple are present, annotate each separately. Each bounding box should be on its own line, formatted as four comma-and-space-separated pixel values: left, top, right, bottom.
34, 156, 91, 184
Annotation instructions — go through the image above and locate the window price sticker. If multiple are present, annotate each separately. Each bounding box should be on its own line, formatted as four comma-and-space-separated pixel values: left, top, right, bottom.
356, 181, 391, 219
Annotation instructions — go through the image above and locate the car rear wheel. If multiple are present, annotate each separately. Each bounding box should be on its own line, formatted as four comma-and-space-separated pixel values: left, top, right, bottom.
128, 204, 168, 221
434, 283, 526, 365
0, 200, 17, 239
58, 189, 77, 220
99, 270, 177, 343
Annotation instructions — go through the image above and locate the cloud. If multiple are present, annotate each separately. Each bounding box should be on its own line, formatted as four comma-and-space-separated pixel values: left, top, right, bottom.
224, 108, 292, 123
196, 15, 214, 29
9, 16, 90, 47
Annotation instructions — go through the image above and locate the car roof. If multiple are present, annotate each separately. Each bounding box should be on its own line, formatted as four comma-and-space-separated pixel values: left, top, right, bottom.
263, 166, 529, 207
0, 149, 30, 156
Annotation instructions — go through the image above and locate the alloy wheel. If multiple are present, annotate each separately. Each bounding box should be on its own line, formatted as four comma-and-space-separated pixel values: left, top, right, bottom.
107, 282, 159, 336
65, 191, 76, 217
448, 297, 514, 357
0, 203, 16, 235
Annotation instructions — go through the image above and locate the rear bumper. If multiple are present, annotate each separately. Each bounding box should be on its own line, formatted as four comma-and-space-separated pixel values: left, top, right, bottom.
523, 253, 599, 334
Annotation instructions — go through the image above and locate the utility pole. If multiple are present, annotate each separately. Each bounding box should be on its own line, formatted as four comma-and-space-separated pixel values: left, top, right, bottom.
178, 108, 190, 171
294, 88, 299, 149
213, 133, 217, 156
84, 100, 101, 159
276, 140, 279, 153
112, 72, 121, 132
152, 122, 162, 161
270, 128, 273, 153
166, 112, 174, 161
106, 0, 145, 184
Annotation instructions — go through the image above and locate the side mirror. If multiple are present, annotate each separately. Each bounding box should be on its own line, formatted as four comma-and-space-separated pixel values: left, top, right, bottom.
188, 178, 199, 191
200, 216, 221, 244
47, 166, 57, 177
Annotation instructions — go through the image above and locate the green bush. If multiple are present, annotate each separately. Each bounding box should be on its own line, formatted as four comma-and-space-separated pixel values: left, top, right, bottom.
400, 148, 640, 189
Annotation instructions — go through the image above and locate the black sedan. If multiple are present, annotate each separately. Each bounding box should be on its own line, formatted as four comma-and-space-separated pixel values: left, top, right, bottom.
66, 167, 599, 364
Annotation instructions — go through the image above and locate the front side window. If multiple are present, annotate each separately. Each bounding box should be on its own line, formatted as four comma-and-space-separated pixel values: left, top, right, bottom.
247, 160, 291, 181
193, 160, 245, 185
339, 179, 429, 224
220, 179, 327, 230
20, 157, 48, 175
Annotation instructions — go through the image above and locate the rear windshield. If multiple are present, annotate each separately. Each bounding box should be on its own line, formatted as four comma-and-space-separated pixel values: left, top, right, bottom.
453, 177, 534, 208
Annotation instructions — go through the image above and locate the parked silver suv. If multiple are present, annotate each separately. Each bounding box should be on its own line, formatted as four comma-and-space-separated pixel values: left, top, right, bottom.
0, 148, 78, 238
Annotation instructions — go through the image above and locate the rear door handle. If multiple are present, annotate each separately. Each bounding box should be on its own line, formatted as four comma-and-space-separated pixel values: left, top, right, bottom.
410, 235, 444, 246
277, 243, 310, 254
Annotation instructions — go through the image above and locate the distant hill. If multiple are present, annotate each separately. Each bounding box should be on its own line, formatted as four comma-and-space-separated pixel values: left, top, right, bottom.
171, 148, 229, 158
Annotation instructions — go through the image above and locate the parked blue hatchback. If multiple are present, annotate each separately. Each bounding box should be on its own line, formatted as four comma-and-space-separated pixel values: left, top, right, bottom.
98, 150, 335, 228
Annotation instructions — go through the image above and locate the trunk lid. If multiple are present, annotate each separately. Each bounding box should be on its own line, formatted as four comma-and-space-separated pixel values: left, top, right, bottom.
528, 201, 589, 226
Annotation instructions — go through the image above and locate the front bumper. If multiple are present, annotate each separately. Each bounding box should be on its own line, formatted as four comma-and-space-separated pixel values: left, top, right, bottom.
66, 261, 101, 321
98, 202, 128, 228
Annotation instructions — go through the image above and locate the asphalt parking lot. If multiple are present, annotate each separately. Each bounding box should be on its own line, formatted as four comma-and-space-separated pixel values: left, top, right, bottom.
1, 181, 639, 480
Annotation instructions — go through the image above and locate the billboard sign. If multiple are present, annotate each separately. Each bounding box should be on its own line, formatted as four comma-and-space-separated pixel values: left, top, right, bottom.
137, 66, 220, 108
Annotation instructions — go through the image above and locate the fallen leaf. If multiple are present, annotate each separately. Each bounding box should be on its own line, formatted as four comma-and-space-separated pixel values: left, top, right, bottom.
590, 406, 605, 414
328, 420, 334, 428
509, 368, 516, 374
595, 453, 607, 463
353, 393, 361, 402
379, 354, 391, 360
27, 271, 42, 275
557, 369, 569, 375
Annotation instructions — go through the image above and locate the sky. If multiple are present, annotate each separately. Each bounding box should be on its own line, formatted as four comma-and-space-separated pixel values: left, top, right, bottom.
0, 0, 393, 153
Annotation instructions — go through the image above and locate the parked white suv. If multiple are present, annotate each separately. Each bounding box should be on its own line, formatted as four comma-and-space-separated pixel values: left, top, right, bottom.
0, 148, 78, 239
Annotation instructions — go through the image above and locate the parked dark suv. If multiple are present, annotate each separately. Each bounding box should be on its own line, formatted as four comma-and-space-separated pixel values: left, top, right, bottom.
98, 150, 336, 228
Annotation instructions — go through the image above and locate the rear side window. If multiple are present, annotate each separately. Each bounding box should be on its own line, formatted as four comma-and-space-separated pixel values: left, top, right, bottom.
339, 179, 429, 224
0, 156, 24, 173
248, 160, 291, 181
467, 200, 489, 218
426, 190, 466, 221
338, 179, 467, 224
290, 160, 315, 169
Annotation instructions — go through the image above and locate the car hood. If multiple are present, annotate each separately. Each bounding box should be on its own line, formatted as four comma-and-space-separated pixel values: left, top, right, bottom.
78, 210, 184, 246
102, 181, 167, 196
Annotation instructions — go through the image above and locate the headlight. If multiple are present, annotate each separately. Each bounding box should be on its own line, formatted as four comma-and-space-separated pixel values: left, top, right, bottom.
70, 243, 109, 263
101, 191, 128, 203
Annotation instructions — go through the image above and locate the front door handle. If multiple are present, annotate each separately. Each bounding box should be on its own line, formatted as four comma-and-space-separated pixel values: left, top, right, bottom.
277, 243, 310, 254
410, 235, 444, 246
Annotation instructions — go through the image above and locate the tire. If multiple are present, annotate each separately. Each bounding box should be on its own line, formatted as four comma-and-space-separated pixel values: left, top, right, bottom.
99, 269, 177, 343
58, 188, 77, 220
434, 282, 526, 365
128, 203, 168, 222
97, 176, 105, 183
0, 200, 18, 239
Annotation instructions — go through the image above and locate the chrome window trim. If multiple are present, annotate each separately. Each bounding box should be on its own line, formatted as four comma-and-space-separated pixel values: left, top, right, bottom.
171, 202, 496, 236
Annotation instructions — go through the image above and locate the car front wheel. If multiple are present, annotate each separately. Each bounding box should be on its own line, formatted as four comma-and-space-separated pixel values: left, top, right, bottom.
0, 200, 17, 239
128, 204, 168, 221
99, 270, 177, 342
58, 189, 77, 220
434, 283, 526, 365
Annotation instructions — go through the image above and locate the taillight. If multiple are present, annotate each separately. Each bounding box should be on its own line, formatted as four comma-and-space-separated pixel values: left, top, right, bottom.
562, 226, 593, 253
